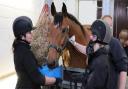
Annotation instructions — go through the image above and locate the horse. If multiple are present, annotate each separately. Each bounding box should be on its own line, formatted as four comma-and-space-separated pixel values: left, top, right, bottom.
47, 2, 91, 69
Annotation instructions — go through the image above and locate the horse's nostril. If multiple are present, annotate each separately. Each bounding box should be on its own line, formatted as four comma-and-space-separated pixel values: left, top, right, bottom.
47, 61, 57, 69
57, 48, 62, 53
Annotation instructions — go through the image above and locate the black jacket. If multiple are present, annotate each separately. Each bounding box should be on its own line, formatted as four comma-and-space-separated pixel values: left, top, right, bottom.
13, 40, 45, 89
123, 46, 128, 74
124, 46, 128, 57
109, 37, 128, 72
84, 47, 117, 89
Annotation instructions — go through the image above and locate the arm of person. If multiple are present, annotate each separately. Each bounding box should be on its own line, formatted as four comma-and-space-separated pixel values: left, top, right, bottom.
118, 72, 127, 89
23, 50, 56, 85
45, 76, 56, 85
73, 42, 87, 55
69, 35, 87, 55
109, 38, 128, 89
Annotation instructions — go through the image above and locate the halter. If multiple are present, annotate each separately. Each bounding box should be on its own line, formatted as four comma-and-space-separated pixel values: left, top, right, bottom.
48, 27, 69, 54
47, 27, 69, 67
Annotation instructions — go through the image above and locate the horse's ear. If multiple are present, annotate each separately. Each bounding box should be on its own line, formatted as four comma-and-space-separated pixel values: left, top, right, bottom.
62, 3, 67, 16
51, 2, 56, 16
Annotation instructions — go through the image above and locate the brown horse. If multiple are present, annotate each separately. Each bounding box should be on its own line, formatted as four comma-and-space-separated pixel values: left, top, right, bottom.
47, 2, 91, 69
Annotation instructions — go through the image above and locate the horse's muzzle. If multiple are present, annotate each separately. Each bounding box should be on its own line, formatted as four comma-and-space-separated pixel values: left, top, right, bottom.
47, 60, 59, 69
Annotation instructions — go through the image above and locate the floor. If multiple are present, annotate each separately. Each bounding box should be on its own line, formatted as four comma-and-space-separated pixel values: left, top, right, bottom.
0, 74, 17, 89
0, 74, 128, 89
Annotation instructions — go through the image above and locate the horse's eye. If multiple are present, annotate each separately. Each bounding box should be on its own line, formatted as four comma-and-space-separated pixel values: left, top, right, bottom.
62, 29, 66, 33
62, 28, 68, 33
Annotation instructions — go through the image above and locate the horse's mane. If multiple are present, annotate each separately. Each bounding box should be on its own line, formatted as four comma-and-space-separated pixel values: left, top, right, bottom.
54, 12, 86, 37
67, 13, 85, 36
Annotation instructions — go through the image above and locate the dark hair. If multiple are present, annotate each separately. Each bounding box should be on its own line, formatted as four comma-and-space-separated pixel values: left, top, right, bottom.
12, 34, 26, 52
12, 38, 19, 52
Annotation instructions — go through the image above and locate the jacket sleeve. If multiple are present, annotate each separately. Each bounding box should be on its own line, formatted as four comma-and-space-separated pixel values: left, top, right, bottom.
23, 50, 45, 85
109, 38, 128, 72
85, 59, 108, 89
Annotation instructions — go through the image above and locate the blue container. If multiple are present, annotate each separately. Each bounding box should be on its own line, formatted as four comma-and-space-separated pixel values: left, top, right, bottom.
38, 65, 63, 79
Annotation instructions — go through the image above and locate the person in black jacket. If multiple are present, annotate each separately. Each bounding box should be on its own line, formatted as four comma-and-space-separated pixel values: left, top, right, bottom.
84, 20, 114, 89
69, 16, 128, 89
69, 19, 118, 89
12, 16, 56, 89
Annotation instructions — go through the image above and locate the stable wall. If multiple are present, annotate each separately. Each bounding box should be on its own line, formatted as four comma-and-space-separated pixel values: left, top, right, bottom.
0, 0, 44, 78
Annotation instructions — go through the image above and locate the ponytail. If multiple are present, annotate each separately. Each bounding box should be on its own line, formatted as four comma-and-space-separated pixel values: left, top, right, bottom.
12, 34, 27, 52
12, 37, 22, 52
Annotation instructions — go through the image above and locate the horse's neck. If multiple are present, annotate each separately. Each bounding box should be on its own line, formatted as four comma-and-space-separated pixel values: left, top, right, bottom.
63, 19, 88, 68
68, 19, 86, 45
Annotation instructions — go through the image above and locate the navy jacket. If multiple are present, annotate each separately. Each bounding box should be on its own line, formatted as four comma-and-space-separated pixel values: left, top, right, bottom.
124, 46, 128, 57
84, 47, 118, 89
109, 37, 128, 72
13, 40, 45, 89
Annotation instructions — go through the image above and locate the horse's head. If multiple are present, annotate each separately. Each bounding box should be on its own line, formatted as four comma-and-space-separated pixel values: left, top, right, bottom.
47, 2, 90, 68
47, 3, 70, 67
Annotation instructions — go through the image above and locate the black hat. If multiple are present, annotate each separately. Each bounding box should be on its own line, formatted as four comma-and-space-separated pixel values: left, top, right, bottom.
13, 16, 36, 37
91, 19, 112, 44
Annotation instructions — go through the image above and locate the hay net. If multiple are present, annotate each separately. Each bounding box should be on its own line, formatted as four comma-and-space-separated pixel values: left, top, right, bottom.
31, 2, 53, 66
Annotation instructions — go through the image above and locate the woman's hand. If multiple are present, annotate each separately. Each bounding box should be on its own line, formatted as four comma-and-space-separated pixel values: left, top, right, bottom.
69, 35, 76, 45
45, 76, 56, 85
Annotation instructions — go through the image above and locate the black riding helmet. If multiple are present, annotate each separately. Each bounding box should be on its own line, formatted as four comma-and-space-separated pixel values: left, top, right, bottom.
91, 19, 112, 44
13, 16, 36, 38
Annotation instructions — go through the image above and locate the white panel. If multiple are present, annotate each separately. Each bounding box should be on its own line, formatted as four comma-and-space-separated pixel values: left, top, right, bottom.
0, 17, 12, 30
0, 0, 34, 11
64, 0, 78, 17
102, 0, 114, 34
0, 0, 45, 76
110, 0, 114, 17
102, 0, 110, 16
102, 0, 114, 17
0, 5, 34, 18
0, 30, 14, 76
53, 0, 63, 12
53, 0, 77, 17
79, 0, 97, 24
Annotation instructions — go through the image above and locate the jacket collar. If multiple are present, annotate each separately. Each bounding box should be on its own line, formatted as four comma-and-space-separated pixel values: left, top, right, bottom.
93, 47, 108, 57
17, 40, 31, 49
88, 47, 108, 64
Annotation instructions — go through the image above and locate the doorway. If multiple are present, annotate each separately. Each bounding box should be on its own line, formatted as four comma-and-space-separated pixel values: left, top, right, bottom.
113, 0, 128, 37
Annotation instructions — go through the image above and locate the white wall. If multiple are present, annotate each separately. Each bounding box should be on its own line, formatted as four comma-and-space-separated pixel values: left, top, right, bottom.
0, 0, 115, 77
102, 0, 114, 34
53, 0, 78, 18
79, 0, 97, 25
0, 0, 45, 77
53, 0, 97, 25
102, 0, 114, 17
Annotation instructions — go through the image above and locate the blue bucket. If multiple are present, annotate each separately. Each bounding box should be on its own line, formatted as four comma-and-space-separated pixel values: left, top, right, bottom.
38, 65, 63, 79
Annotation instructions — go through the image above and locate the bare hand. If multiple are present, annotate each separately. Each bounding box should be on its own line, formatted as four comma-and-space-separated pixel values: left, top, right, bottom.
45, 76, 56, 85
69, 35, 75, 45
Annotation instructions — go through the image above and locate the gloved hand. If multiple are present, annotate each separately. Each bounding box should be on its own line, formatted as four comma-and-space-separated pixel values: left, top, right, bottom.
38, 65, 63, 79
69, 35, 76, 45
